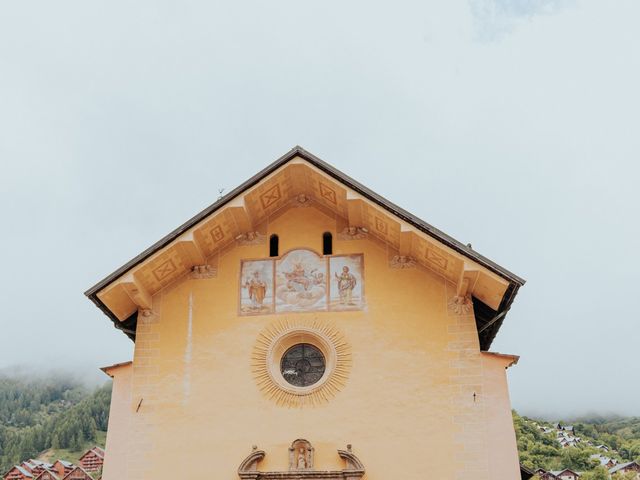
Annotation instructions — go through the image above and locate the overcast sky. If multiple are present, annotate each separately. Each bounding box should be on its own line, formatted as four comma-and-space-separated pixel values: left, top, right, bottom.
0, 0, 638, 418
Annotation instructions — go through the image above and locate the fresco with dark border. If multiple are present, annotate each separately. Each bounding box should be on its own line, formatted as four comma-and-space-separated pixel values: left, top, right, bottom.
329, 254, 364, 311
239, 259, 275, 315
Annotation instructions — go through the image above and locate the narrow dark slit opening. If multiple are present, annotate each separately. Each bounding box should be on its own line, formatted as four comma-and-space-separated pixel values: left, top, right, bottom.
322, 232, 333, 255
269, 234, 279, 257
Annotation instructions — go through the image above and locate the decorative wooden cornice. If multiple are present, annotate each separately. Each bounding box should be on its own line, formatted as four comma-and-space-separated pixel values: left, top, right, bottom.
85, 146, 524, 350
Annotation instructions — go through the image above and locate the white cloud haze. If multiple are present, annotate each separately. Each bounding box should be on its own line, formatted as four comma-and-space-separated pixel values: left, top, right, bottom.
0, 0, 638, 417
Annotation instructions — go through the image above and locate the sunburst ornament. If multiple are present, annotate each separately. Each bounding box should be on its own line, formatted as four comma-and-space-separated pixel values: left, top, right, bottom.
252, 318, 352, 407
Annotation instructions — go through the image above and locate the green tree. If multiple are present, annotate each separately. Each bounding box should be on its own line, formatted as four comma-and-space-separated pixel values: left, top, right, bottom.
560, 446, 600, 471
580, 466, 610, 480
612, 471, 638, 480
0, 377, 111, 473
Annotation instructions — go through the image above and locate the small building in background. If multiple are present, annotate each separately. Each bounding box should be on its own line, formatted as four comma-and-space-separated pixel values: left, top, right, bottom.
609, 461, 640, 478
535, 469, 559, 480
77, 448, 104, 473
60, 467, 93, 480
51, 461, 74, 479
550, 468, 580, 480
520, 464, 534, 479
3, 465, 33, 480
590, 454, 617, 469
34, 469, 59, 480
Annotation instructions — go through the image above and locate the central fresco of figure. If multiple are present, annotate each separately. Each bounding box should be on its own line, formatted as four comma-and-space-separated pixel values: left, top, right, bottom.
239, 249, 365, 315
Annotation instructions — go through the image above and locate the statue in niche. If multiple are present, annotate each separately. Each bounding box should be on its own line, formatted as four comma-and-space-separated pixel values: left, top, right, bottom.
289, 439, 314, 471
297, 448, 306, 469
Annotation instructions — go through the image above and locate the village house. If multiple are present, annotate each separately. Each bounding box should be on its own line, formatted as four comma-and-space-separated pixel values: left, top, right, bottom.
51, 462, 74, 479
535, 468, 554, 479
77, 448, 103, 473
550, 469, 581, 480
534, 468, 581, 480
34, 469, 58, 480
610, 461, 640, 478
536, 422, 583, 449
21, 461, 53, 478
591, 454, 618, 469
59, 467, 93, 480
3, 465, 94, 480
520, 464, 535, 479
2, 447, 99, 480
86, 147, 526, 479
559, 436, 581, 448
3, 465, 33, 480
553, 424, 582, 449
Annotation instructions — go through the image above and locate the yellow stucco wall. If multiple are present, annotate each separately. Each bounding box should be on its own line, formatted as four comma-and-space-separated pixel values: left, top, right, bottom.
103, 206, 520, 480
102, 363, 132, 480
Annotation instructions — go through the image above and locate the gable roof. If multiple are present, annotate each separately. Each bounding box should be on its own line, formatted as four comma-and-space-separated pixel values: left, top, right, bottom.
610, 461, 639, 474
520, 463, 535, 480
34, 469, 59, 480
85, 146, 525, 350
79, 447, 104, 461
61, 467, 93, 480
15, 465, 34, 477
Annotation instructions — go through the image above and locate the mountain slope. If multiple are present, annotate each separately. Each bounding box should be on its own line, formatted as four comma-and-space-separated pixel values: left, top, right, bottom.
514, 411, 640, 474
0, 375, 110, 473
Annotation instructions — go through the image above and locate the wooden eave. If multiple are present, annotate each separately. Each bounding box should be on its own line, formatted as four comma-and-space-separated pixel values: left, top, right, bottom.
481, 351, 520, 368
520, 464, 535, 480
100, 361, 133, 377
85, 146, 525, 350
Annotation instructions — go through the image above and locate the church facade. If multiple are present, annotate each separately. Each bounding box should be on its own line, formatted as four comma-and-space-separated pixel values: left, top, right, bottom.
86, 147, 525, 479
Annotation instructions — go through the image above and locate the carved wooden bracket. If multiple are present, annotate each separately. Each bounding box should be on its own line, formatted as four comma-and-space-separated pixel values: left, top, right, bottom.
190, 264, 217, 279
293, 193, 312, 207
337, 226, 368, 241
389, 255, 417, 269
236, 231, 266, 246
238, 444, 365, 480
448, 294, 473, 315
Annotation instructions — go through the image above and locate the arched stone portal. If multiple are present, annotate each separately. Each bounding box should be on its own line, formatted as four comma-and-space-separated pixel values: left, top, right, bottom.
238, 444, 365, 480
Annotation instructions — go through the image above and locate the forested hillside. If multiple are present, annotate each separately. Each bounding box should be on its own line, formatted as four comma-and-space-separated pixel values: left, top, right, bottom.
0, 374, 110, 473
514, 411, 640, 478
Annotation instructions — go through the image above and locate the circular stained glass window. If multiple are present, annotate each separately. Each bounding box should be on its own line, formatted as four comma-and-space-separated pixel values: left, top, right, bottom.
280, 343, 326, 387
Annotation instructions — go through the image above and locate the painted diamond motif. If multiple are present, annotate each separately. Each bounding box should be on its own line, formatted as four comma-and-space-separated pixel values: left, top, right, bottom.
260, 185, 282, 209
319, 182, 337, 205
153, 259, 177, 281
